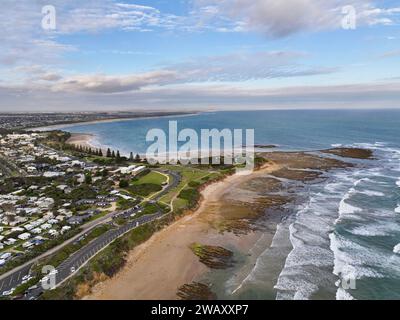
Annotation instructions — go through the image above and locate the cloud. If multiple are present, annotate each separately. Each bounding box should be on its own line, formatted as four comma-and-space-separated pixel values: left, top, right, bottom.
194, 0, 400, 37
1, 81, 400, 111
379, 49, 400, 58
53, 70, 178, 93
39, 50, 336, 94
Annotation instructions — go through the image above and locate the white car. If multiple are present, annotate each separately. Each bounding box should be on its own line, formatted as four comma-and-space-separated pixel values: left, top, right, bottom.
49, 269, 59, 276
22, 275, 31, 281
2, 289, 14, 296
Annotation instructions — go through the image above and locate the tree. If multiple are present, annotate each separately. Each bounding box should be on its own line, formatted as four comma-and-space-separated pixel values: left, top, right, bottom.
111, 151, 116, 158
99, 149, 103, 157
119, 180, 129, 188
135, 154, 141, 162
85, 173, 92, 184
116, 150, 121, 161
107, 148, 112, 158
129, 152, 134, 161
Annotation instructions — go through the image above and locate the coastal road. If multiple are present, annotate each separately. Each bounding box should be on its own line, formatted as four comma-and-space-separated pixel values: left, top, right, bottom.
0, 209, 120, 295
24, 211, 165, 299
152, 170, 181, 202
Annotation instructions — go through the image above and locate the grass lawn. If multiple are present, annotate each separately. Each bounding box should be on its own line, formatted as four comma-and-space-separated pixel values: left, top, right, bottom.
132, 171, 167, 186
159, 166, 219, 204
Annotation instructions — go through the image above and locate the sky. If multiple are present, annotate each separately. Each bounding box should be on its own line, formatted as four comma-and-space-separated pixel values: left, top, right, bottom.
0, 0, 400, 112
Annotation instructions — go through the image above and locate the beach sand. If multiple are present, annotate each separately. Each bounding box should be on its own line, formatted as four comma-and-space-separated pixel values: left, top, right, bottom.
84, 162, 282, 300
67, 133, 95, 150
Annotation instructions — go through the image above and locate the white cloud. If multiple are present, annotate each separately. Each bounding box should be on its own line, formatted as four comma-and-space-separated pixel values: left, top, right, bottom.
1, 81, 400, 111
194, 0, 400, 37
39, 50, 336, 94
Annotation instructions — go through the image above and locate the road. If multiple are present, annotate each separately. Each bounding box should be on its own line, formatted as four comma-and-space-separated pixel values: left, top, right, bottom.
152, 170, 181, 201
0, 209, 120, 294
24, 211, 165, 299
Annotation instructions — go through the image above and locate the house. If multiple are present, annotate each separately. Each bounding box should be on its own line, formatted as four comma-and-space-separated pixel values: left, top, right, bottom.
48, 229, 59, 237
96, 202, 110, 208
22, 241, 34, 249
41, 223, 52, 230
68, 216, 84, 225
61, 226, 71, 234
18, 233, 31, 241
0, 252, 12, 260
24, 224, 34, 231
31, 227, 42, 234
4, 238, 17, 246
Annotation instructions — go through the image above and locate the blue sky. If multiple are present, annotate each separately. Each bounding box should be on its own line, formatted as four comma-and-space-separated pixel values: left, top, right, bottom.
0, 0, 400, 111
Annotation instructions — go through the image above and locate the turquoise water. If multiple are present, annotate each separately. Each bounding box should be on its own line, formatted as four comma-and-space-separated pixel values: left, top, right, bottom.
59, 110, 400, 300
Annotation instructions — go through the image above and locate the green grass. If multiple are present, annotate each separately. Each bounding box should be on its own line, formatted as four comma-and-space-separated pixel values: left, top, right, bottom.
159, 166, 212, 204
132, 171, 166, 186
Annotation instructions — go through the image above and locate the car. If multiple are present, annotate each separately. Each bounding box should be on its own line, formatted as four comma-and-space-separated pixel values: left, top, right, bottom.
22, 275, 31, 281
70, 267, 76, 273
28, 285, 38, 291
2, 289, 14, 296
49, 269, 58, 276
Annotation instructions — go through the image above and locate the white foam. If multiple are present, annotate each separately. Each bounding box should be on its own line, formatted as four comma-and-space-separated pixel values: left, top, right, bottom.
338, 200, 362, 216
359, 190, 385, 197
394, 244, 400, 254
336, 288, 356, 300
395, 205, 400, 214
350, 222, 399, 237
329, 232, 399, 279
396, 179, 400, 187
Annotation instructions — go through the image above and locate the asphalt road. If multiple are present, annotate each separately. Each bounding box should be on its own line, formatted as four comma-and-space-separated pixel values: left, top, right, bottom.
153, 170, 181, 201
0, 264, 32, 295
24, 211, 165, 299
0, 209, 120, 295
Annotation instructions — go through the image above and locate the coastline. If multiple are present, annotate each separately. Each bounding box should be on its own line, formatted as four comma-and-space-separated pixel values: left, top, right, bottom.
30, 112, 201, 132
66, 133, 98, 151
84, 161, 282, 300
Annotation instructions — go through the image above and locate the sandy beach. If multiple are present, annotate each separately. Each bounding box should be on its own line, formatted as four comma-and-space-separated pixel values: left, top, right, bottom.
84, 161, 282, 300
66, 133, 98, 150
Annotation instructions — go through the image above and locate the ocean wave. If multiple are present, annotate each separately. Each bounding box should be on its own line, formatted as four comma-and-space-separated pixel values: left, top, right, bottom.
329, 232, 400, 280
395, 205, 400, 214
394, 244, 400, 254
359, 190, 385, 197
350, 222, 399, 237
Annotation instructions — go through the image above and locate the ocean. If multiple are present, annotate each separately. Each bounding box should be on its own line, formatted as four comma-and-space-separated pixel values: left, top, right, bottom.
59, 109, 400, 300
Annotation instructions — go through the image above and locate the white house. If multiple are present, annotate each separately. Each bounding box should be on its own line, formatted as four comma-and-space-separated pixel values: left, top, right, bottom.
61, 226, 71, 234
18, 233, 31, 241
31, 227, 42, 234
4, 238, 17, 246
41, 223, 52, 230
